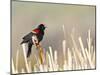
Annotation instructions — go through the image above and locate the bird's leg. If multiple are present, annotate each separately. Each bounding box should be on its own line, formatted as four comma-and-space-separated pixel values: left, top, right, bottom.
34, 39, 39, 46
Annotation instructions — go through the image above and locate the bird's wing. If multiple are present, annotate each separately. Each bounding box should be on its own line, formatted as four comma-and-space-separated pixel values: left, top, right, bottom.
22, 28, 40, 40
22, 32, 34, 40
27, 42, 32, 57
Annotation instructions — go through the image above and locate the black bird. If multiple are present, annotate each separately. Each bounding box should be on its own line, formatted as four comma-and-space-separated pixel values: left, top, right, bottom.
21, 24, 46, 57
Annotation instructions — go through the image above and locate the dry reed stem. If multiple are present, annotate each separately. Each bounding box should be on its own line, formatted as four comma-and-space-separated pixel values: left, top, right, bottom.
63, 40, 66, 61
67, 48, 72, 70
79, 37, 87, 61
47, 51, 53, 71
28, 61, 32, 72
72, 48, 79, 69
54, 50, 58, 71
71, 34, 84, 67
12, 58, 16, 74
16, 50, 19, 72
62, 25, 66, 39
78, 37, 87, 69
22, 44, 30, 72
49, 46, 54, 71
21, 68, 25, 73
87, 29, 91, 55
38, 45, 44, 65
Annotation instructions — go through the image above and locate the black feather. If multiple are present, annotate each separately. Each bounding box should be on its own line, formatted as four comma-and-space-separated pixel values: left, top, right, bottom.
20, 32, 34, 44
27, 41, 33, 57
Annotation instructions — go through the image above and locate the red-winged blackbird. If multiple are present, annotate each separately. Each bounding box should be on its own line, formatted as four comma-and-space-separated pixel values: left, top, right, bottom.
21, 24, 46, 58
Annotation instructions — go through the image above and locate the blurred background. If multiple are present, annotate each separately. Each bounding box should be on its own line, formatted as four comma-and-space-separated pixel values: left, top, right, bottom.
12, 1, 95, 71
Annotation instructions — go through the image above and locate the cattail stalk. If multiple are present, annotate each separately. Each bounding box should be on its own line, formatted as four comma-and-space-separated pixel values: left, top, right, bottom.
49, 46, 54, 71
12, 58, 16, 74
22, 44, 30, 72
16, 50, 19, 72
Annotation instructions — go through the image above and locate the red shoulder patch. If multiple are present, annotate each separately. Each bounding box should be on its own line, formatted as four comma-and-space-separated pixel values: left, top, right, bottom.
32, 28, 40, 34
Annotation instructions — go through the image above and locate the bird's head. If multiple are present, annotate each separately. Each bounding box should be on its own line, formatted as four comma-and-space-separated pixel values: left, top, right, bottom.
38, 24, 46, 31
